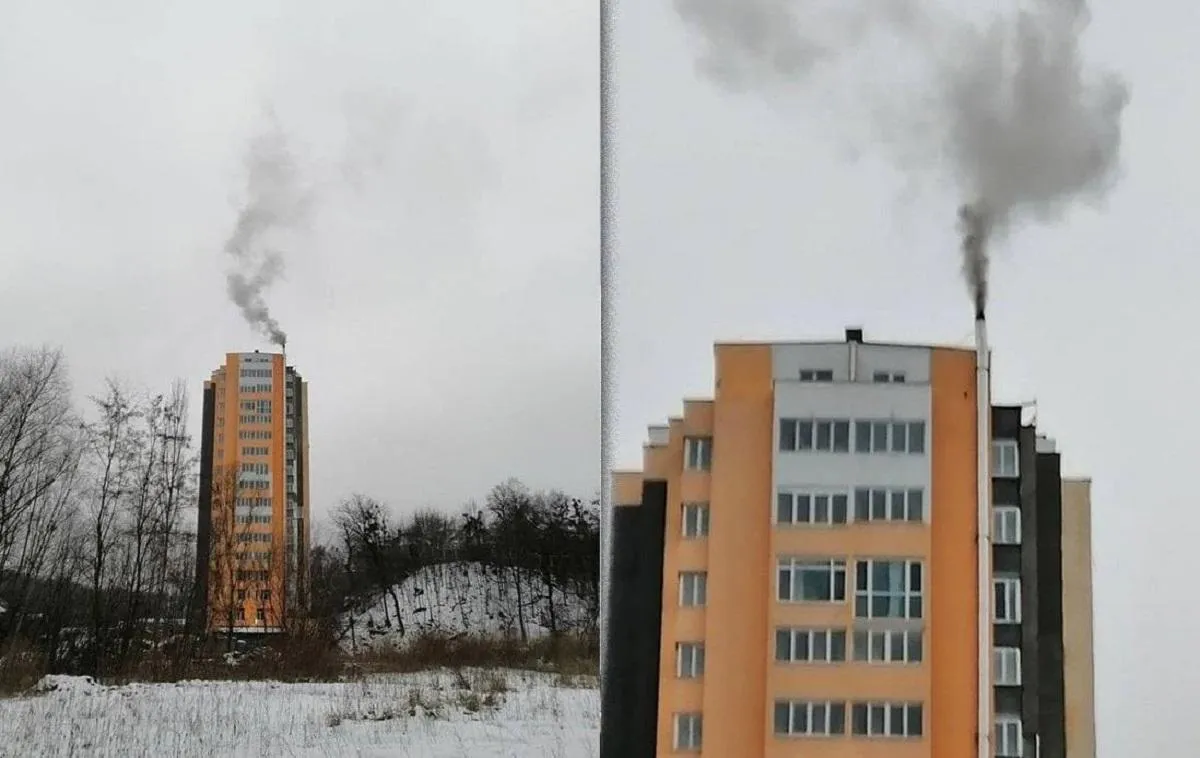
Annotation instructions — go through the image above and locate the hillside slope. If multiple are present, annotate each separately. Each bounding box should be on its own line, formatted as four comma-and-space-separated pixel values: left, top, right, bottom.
342, 561, 595, 652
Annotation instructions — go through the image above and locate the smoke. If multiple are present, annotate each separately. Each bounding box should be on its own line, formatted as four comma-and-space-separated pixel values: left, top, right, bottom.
674, 0, 1129, 314
224, 112, 312, 348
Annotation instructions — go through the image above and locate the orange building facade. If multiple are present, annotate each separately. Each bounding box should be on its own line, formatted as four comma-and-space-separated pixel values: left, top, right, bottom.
195, 351, 311, 634
602, 329, 1096, 758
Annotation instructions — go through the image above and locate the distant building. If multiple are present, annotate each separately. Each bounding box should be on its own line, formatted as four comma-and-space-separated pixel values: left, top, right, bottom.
602, 327, 1096, 758
195, 351, 311, 633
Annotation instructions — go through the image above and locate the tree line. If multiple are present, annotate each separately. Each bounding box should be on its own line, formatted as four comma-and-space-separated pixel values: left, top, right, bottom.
0, 345, 599, 682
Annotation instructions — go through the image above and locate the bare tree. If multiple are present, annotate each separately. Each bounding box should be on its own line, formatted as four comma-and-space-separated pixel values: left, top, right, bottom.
81, 380, 141, 674
335, 495, 405, 635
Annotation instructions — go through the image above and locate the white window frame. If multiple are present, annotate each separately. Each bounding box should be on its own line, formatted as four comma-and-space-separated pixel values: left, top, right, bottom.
775, 628, 847, 663
854, 560, 924, 620
684, 437, 712, 472
679, 571, 708, 607
851, 701, 923, 737
676, 642, 705, 678
993, 506, 1022, 545
777, 558, 847, 603
682, 502, 710, 538
992, 439, 1020, 478
799, 369, 834, 382
854, 419, 926, 454
995, 646, 1022, 686
853, 488, 925, 523
776, 490, 849, 526
852, 627, 922, 664
779, 418, 851, 453
674, 712, 703, 751
773, 700, 845, 736
871, 371, 907, 383
995, 715, 1023, 756
994, 576, 1022, 623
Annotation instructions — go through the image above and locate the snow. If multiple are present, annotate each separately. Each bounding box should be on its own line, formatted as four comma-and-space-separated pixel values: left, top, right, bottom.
0, 669, 599, 757
343, 562, 594, 652
31, 675, 102, 695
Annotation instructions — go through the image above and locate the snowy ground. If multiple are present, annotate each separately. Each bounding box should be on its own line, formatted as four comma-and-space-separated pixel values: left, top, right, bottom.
0, 670, 599, 757
343, 562, 593, 652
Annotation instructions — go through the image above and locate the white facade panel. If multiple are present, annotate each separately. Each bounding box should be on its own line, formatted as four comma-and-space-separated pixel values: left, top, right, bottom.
772, 344, 851, 382
856, 344, 932, 383
773, 380, 932, 492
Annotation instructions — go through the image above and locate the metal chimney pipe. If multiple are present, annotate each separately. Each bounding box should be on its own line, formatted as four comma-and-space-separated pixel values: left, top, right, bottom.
975, 315, 993, 758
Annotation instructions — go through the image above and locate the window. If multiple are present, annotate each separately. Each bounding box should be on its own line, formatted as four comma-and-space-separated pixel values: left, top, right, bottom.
853, 488, 925, 523
260, 590, 271, 602
674, 713, 702, 751
682, 503, 710, 538
871, 371, 906, 383
236, 589, 247, 601
779, 418, 851, 452
775, 628, 846, 663
680, 572, 708, 607
995, 646, 1021, 686
995, 715, 1023, 756
994, 506, 1021, 544
256, 609, 265, 622
676, 643, 705, 678
778, 559, 847, 603
851, 702, 923, 737
993, 439, 1019, 478
852, 628, 922, 663
684, 437, 712, 471
995, 576, 1021, 623
854, 420, 926, 454
236, 608, 245, 621
799, 369, 834, 382
854, 560, 923, 619
773, 700, 846, 736
777, 491, 848, 526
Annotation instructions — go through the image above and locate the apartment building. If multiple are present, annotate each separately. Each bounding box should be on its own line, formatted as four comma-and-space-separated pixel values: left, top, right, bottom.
195, 351, 311, 633
601, 328, 1096, 758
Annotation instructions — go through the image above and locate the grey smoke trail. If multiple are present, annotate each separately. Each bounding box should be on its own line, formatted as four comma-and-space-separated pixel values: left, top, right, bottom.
224, 114, 311, 348
674, 0, 1129, 313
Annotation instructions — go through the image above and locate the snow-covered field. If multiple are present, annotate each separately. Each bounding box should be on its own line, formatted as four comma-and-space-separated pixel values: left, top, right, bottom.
343, 562, 594, 652
0, 670, 599, 757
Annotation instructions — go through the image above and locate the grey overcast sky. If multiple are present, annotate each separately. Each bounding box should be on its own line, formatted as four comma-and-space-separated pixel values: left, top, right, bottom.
616, 0, 1193, 753
0, 0, 599, 519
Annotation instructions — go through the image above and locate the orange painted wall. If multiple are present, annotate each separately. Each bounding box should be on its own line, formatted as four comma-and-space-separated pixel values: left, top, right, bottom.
928, 347, 980, 758
695, 344, 773, 757
613, 471, 645, 507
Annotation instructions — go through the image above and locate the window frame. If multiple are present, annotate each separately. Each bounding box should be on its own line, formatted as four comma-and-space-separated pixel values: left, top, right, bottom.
772, 700, 846, 737
850, 701, 924, 737
676, 642, 705, 679
679, 571, 708, 608
993, 505, 1022, 545
775, 627, 848, 664
853, 487, 925, 523
682, 502, 711, 538
779, 418, 851, 453
854, 559, 924, 620
674, 712, 703, 751
994, 646, 1022, 686
776, 490, 849, 526
683, 436, 713, 472
799, 369, 834, 382
994, 576, 1022, 624
995, 715, 1023, 757
992, 439, 1020, 478
852, 627, 923, 664
777, 558, 848, 604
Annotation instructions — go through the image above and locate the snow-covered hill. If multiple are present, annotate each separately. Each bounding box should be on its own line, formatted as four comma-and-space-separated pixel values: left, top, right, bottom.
342, 561, 595, 652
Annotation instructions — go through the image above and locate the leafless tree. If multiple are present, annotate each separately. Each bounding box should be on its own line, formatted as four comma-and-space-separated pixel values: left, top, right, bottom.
334, 495, 405, 635
81, 379, 141, 673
